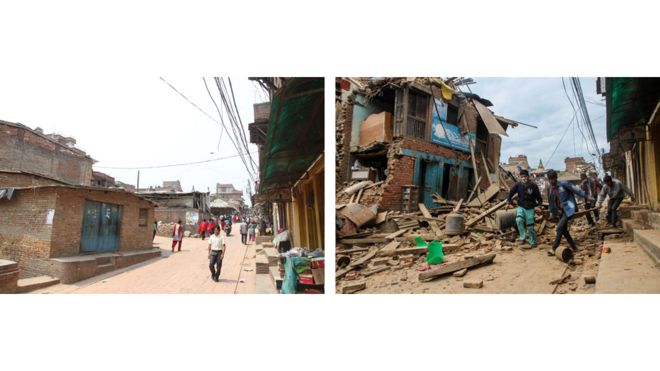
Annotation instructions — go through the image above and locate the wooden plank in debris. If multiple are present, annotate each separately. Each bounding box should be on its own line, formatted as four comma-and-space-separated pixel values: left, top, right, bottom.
418, 253, 496, 281
336, 247, 370, 254
418, 203, 442, 236
364, 180, 384, 190
474, 100, 508, 136
466, 195, 516, 227
379, 240, 401, 253
452, 199, 464, 212
375, 212, 388, 225
339, 238, 389, 245
536, 219, 547, 235
480, 151, 494, 186
338, 203, 376, 228
378, 246, 428, 257
467, 175, 482, 204
343, 180, 373, 195
336, 245, 383, 279
341, 280, 366, 294
355, 188, 364, 204
468, 183, 500, 207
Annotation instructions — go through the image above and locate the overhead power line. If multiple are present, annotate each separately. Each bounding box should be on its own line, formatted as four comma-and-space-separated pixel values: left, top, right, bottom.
159, 77, 220, 125
95, 151, 258, 170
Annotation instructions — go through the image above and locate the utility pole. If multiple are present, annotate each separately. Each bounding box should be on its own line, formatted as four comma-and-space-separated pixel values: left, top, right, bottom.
137, 170, 140, 190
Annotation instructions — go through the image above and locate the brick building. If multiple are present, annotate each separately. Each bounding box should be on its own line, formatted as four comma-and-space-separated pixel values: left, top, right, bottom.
507, 154, 530, 169
564, 156, 596, 175
138, 191, 212, 234
91, 171, 116, 187
0, 183, 158, 283
0, 119, 94, 186
336, 77, 517, 212
215, 183, 243, 203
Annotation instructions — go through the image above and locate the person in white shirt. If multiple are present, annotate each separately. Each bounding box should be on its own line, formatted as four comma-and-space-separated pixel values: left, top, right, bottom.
208, 226, 226, 282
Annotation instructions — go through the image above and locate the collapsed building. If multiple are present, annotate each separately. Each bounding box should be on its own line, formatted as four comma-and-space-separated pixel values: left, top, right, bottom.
336, 77, 518, 213
335, 77, 660, 295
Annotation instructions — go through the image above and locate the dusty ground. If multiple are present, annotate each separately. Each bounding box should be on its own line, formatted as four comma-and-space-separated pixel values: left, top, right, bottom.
35, 224, 257, 294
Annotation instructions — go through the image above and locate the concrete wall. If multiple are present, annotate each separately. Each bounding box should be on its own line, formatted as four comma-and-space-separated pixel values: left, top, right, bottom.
0, 122, 94, 186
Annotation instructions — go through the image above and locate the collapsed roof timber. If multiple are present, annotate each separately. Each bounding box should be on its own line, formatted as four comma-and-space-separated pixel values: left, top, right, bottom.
336, 77, 519, 212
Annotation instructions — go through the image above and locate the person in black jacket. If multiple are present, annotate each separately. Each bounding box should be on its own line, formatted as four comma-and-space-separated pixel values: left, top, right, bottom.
506, 169, 543, 248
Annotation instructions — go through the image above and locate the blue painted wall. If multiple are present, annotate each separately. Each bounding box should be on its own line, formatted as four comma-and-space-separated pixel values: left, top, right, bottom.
350, 94, 379, 148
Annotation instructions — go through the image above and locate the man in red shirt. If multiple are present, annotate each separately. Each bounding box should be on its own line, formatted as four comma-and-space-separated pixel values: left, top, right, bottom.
206, 219, 216, 237
198, 219, 208, 240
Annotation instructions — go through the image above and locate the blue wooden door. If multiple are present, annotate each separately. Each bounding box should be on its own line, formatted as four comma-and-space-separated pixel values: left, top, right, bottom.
81, 200, 121, 253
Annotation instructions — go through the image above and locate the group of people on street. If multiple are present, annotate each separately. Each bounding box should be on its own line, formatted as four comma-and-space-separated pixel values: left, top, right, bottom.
506, 169, 635, 257
239, 219, 258, 245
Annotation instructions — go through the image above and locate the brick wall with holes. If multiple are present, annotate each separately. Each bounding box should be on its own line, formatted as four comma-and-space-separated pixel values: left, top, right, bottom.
379, 137, 471, 211
0, 187, 154, 277
0, 122, 94, 185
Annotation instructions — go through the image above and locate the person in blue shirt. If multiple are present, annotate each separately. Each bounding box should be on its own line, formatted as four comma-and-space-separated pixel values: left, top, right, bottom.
546, 169, 593, 257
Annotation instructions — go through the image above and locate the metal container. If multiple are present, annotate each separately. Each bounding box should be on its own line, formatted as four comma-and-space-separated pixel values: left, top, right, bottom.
445, 213, 464, 236
555, 245, 574, 263
494, 209, 518, 230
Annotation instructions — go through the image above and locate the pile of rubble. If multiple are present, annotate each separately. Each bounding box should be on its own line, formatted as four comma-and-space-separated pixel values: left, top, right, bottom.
336, 180, 624, 294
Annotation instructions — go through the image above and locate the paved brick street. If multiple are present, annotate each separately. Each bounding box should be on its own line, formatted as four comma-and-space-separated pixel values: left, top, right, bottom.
36, 224, 256, 294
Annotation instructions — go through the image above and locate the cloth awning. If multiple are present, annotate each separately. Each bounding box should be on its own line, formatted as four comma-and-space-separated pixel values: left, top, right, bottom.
260, 78, 324, 193
606, 77, 660, 141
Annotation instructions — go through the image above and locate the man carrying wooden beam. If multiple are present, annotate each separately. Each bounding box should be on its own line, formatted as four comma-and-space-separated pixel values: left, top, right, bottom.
546, 169, 592, 257
506, 169, 543, 249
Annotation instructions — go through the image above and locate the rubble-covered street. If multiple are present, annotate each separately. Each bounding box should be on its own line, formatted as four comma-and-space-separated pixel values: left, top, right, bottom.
335, 77, 660, 294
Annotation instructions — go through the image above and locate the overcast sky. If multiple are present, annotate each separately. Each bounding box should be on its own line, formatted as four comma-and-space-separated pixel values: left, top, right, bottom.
467, 77, 607, 172
0, 76, 267, 204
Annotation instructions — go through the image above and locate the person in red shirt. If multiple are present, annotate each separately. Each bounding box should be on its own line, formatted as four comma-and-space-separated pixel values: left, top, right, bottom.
172, 220, 183, 252
220, 218, 226, 231
206, 219, 216, 237
199, 219, 208, 240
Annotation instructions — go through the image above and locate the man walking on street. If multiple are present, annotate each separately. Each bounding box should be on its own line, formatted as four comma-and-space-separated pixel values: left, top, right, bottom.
546, 169, 591, 256
208, 226, 226, 282
240, 222, 248, 245
172, 220, 183, 252
580, 173, 596, 229
506, 169, 543, 249
597, 175, 635, 228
